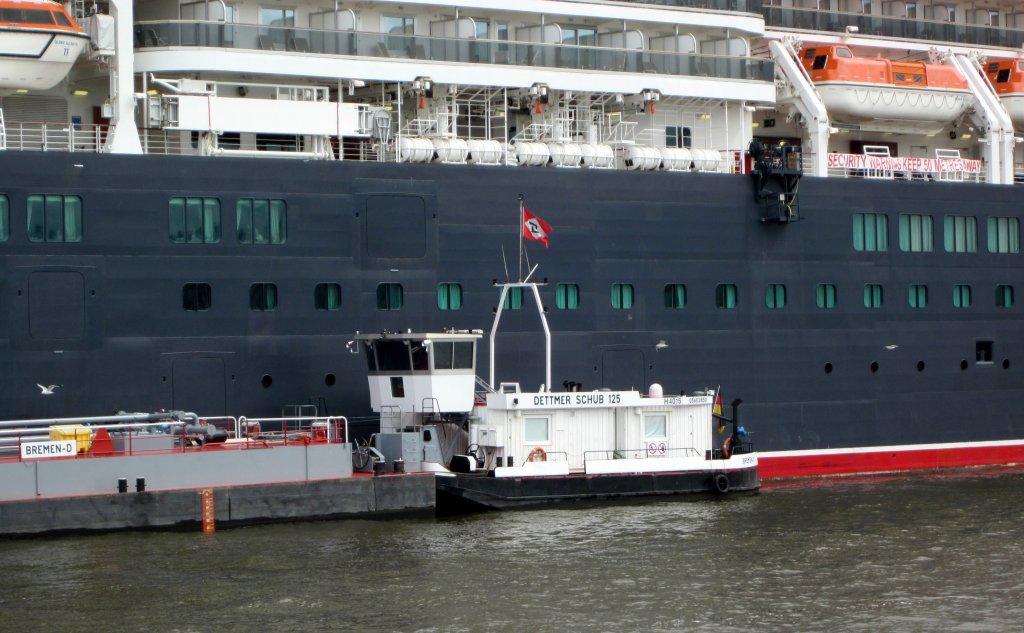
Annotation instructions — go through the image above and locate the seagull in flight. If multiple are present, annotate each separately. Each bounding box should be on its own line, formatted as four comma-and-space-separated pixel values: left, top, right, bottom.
37, 384, 60, 395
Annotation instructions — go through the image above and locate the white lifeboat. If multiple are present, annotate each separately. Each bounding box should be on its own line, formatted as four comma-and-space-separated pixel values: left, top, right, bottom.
800, 45, 971, 123
984, 59, 1024, 128
0, 0, 87, 92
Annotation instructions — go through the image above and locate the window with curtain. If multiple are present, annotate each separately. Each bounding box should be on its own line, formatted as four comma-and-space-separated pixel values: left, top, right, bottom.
765, 283, 786, 309
169, 197, 220, 243
377, 283, 403, 310
237, 199, 287, 244
908, 284, 927, 308
716, 284, 737, 309
0, 194, 8, 242
27, 194, 82, 243
556, 283, 580, 310
853, 213, 888, 252
664, 284, 686, 309
996, 284, 1014, 308
816, 283, 836, 309
863, 284, 883, 308
898, 214, 933, 252
437, 283, 462, 310
943, 215, 977, 253
953, 284, 972, 308
502, 287, 523, 310
611, 283, 634, 309
315, 283, 341, 311
987, 217, 1020, 254
249, 283, 278, 311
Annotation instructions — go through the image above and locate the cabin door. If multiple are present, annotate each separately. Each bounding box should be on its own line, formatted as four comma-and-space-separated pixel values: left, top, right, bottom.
170, 356, 227, 416
600, 348, 646, 391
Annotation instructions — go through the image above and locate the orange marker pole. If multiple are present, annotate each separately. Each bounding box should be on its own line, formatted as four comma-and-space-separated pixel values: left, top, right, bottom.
201, 489, 215, 534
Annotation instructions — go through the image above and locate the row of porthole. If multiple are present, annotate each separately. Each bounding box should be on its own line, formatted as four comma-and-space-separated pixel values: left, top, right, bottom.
824, 359, 1011, 374
258, 373, 338, 388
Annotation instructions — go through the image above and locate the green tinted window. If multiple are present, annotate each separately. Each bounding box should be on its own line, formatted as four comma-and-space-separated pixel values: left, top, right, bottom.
899, 214, 933, 252
987, 217, 1020, 253
765, 283, 786, 309
996, 284, 1014, 308
953, 284, 972, 308
664, 284, 686, 309
315, 283, 341, 311
611, 284, 634, 309
908, 284, 927, 308
502, 287, 523, 310
816, 283, 836, 309
170, 197, 220, 243
853, 213, 888, 252
249, 283, 277, 311
27, 194, 81, 242
377, 283, 403, 310
864, 284, 883, 308
437, 283, 462, 310
237, 199, 286, 244
0, 195, 8, 242
716, 284, 737, 309
557, 283, 580, 310
943, 216, 977, 253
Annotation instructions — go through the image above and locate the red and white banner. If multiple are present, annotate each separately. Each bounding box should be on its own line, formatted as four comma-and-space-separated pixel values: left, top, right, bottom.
827, 152, 983, 174
523, 209, 552, 247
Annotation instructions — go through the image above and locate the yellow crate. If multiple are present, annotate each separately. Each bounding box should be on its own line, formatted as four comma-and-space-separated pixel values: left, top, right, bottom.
49, 425, 92, 453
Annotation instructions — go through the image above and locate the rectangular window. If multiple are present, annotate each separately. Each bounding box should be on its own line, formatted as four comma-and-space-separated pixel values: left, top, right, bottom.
183, 282, 212, 311
27, 194, 82, 242
853, 213, 888, 252
430, 341, 474, 370
556, 283, 580, 310
716, 284, 737, 309
611, 283, 634, 309
898, 214, 933, 252
664, 283, 686, 309
987, 217, 1020, 254
953, 284, 972, 308
0, 194, 8, 242
665, 126, 692, 149
383, 15, 414, 52
765, 283, 786, 309
315, 283, 341, 311
249, 282, 278, 311
169, 197, 220, 243
944, 215, 977, 253
502, 286, 523, 310
996, 284, 1014, 308
377, 283, 403, 310
524, 416, 550, 443
644, 414, 667, 439
437, 283, 462, 310
237, 199, 287, 244
816, 283, 836, 309
864, 284, 883, 308
908, 284, 927, 308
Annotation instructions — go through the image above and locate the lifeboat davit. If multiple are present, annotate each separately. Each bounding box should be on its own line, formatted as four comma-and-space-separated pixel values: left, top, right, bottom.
800, 45, 972, 123
0, 0, 87, 92
983, 59, 1024, 128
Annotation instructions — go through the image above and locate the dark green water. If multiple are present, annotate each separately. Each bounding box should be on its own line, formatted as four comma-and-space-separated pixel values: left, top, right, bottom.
1, 470, 1022, 632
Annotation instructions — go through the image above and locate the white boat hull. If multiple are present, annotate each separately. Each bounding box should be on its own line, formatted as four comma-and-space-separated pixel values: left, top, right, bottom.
0, 28, 86, 91
999, 94, 1024, 128
816, 82, 972, 123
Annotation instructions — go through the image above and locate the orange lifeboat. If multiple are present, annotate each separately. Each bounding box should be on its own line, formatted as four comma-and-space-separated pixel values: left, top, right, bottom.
800, 45, 972, 123
0, 0, 87, 92
983, 59, 1024, 128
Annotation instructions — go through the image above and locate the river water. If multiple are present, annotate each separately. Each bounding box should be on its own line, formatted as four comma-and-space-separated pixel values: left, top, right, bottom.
1, 470, 1022, 633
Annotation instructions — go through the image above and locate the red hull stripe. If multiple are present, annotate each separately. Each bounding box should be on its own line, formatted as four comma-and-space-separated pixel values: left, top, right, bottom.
758, 440, 1024, 479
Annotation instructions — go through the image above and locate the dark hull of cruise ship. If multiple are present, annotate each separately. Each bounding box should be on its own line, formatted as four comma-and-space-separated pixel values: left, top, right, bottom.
1, 150, 1022, 477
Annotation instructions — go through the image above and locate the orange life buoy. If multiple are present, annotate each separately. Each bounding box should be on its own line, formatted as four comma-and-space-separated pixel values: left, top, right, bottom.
722, 437, 733, 459
528, 447, 547, 462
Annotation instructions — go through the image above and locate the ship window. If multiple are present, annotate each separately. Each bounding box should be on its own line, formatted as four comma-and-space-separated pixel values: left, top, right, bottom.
644, 414, 667, 440
0, 8, 55, 23
218, 132, 240, 150
453, 342, 474, 370
249, 283, 277, 311
382, 15, 415, 53
54, 11, 72, 26
988, 62, 1000, 74
816, 283, 836, 309
836, 47, 853, 58
524, 416, 550, 443
666, 126, 692, 149
182, 283, 212, 311
765, 284, 786, 309
432, 342, 453, 370
716, 284, 737, 309
169, 197, 220, 243
503, 287, 523, 310
944, 215, 977, 253
237, 199, 286, 244
377, 283, 403, 310
437, 283, 462, 310
390, 376, 405, 397
664, 284, 686, 309
997, 68, 1011, 83
314, 283, 341, 311
986, 217, 1019, 253
908, 284, 927, 309
0, 195, 8, 242
976, 341, 993, 364
953, 284, 972, 308
905, 2, 916, 18
863, 284, 883, 308
803, 48, 816, 59
996, 284, 1014, 308
556, 283, 580, 310
411, 341, 429, 371
376, 341, 411, 371
27, 194, 81, 243
812, 55, 828, 71
1019, 62, 1024, 72
853, 213, 888, 252
611, 283, 634, 309
898, 214, 933, 252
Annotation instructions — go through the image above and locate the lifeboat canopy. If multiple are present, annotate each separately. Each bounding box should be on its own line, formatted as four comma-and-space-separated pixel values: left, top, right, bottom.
984, 59, 1024, 128
0, 0, 88, 92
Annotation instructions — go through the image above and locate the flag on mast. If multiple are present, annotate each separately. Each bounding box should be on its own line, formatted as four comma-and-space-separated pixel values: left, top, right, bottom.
523, 209, 552, 248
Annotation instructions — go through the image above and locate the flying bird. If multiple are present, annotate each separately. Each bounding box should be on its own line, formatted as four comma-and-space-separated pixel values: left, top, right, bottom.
37, 384, 60, 395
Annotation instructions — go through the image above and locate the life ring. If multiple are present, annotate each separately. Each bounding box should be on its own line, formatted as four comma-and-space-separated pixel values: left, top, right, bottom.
722, 437, 733, 459
528, 447, 547, 462
713, 473, 730, 494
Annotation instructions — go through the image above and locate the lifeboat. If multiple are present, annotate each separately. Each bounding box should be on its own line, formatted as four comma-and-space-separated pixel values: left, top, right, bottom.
983, 59, 1024, 128
0, 0, 87, 92
800, 45, 971, 123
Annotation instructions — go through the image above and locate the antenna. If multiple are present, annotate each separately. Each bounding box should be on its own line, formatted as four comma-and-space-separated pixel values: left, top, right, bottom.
501, 245, 510, 282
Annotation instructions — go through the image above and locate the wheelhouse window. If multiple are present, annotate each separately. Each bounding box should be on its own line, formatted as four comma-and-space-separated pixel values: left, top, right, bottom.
27, 194, 81, 242
816, 283, 836, 309
987, 217, 1020, 254
863, 284, 883, 308
664, 284, 686, 309
249, 283, 278, 311
611, 283, 635, 309
953, 284, 972, 308
169, 197, 220, 243
183, 282, 212, 311
437, 283, 462, 310
853, 213, 888, 252
716, 284, 737, 309
314, 283, 341, 311
644, 414, 667, 440
377, 283, 403, 310
0, 194, 8, 242
908, 284, 927, 309
996, 284, 1014, 308
666, 126, 692, 149
944, 215, 977, 253
524, 416, 550, 443
898, 214, 933, 252
765, 283, 786, 309
502, 286, 523, 310
432, 340, 475, 370
237, 199, 286, 244
556, 283, 580, 310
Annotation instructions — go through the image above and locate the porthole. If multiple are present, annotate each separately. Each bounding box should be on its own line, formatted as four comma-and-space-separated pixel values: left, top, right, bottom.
960, 359, 968, 371
824, 362, 833, 374
870, 361, 879, 373
325, 373, 336, 387
1002, 359, 1010, 369
261, 374, 273, 388
916, 361, 925, 372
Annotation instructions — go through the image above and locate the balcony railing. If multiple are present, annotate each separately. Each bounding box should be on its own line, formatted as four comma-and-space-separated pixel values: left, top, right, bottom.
764, 6, 1024, 49
600, 0, 763, 12
135, 21, 774, 83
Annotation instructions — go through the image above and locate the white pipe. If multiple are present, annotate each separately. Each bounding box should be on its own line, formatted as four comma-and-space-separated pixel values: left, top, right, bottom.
104, 0, 143, 154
